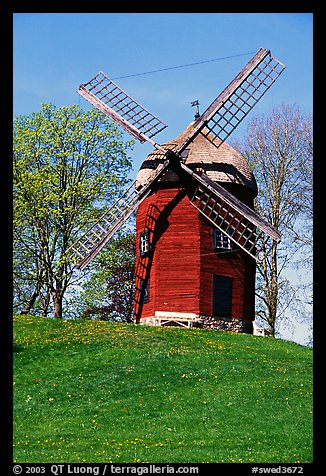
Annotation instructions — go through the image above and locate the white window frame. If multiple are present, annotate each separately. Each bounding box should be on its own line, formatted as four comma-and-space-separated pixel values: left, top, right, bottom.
213, 228, 233, 251
140, 230, 150, 257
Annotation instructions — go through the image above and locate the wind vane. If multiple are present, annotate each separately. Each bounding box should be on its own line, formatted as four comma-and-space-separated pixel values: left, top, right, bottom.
191, 100, 200, 119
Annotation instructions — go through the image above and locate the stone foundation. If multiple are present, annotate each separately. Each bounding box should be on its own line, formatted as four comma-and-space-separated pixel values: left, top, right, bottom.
139, 311, 253, 334
194, 316, 253, 334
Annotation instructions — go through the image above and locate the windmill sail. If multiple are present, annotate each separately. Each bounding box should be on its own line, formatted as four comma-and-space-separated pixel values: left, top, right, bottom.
175, 48, 286, 155
67, 160, 170, 269
72, 48, 285, 267
180, 163, 281, 260
78, 71, 167, 151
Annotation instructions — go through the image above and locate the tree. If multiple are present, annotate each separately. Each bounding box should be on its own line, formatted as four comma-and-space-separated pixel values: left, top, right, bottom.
67, 229, 136, 323
234, 104, 313, 337
13, 103, 133, 318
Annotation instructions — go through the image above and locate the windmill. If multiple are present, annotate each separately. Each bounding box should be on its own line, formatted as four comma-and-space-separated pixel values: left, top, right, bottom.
68, 48, 285, 333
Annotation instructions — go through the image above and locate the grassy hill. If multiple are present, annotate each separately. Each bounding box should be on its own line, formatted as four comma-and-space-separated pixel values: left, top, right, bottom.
13, 315, 313, 463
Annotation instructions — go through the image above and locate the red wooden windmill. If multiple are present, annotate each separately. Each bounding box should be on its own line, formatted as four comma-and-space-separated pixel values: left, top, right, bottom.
68, 48, 285, 333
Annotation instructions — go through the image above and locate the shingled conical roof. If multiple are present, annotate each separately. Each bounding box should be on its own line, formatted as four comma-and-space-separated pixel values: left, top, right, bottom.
136, 121, 258, 196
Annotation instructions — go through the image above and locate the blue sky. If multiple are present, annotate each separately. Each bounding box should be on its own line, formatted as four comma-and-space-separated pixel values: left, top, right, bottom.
13, 12, 313, 176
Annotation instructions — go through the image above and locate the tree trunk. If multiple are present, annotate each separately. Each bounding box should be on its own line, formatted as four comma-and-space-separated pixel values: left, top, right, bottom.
267, 314, 276, 337
268, 242, 279, 337
40, 289, 51, 317
53, 294, 63, 319
20, 290, 38, 315
20, 266, 45, 315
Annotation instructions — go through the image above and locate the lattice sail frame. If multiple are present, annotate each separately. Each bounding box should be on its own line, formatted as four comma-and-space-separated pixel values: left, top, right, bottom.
78, 71, 167, 148
201, 49, 285, 143
180, 163, 281, 260
192, 185, 258, 257
175, 48, 286, 154
67, 160, 170, 269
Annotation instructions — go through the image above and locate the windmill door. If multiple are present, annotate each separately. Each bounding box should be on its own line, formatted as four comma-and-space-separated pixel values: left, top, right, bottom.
212, 275, 233, 318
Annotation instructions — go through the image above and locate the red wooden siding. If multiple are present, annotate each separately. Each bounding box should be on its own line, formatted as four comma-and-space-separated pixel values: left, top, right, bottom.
199, 214, 255, 320
134, 183, 256, 327
134, 186, 201, 321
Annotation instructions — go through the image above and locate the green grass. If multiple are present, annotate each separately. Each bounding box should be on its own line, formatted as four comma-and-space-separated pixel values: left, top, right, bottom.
13, 315, 313, 463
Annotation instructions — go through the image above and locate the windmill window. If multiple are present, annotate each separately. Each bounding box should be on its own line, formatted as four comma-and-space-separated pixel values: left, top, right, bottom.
213, 228, 233, 251
139, 230, 150, 257
140, 278, 149, 304
212, 275, 232, 318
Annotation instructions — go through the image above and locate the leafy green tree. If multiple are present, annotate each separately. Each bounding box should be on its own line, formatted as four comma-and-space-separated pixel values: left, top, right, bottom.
13, 103, 133, 318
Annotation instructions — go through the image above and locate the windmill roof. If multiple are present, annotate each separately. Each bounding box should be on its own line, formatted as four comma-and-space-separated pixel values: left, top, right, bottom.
136, 121, 258, 196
